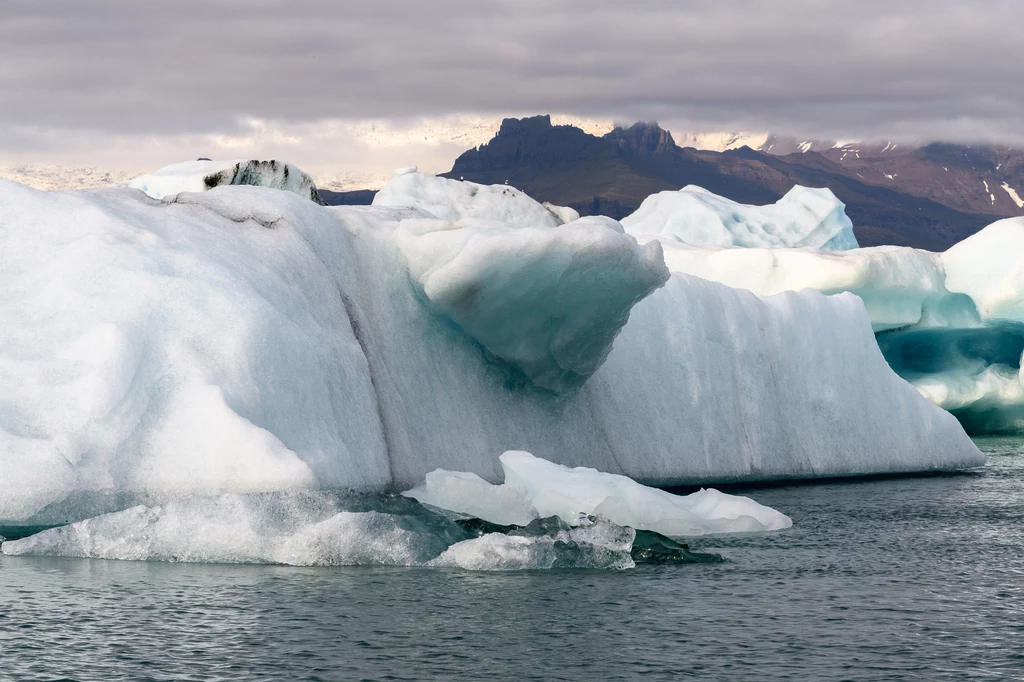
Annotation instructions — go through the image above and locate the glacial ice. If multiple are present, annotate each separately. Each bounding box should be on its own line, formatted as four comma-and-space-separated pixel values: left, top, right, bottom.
0, 493, 644, 570
652, 216, 1024, 432
127, 159, 326, 205
373, 171, 568, 226
429, 518, 636, 571
0, 171, 983, 523
942, 218, 1024, 321
404, 451, 792, 537
622, 185, 859, 251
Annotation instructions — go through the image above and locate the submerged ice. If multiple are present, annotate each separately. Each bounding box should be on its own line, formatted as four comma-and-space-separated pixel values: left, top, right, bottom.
2, 452, 765, 570
0, 170, 983, 524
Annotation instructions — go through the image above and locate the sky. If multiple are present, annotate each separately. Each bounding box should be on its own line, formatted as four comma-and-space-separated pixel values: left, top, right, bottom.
0, 0, 1019, 175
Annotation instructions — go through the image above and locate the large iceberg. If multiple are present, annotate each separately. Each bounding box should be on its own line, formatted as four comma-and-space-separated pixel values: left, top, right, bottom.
621, 185, 859, 251
374, 171, 569, 226
0, 171, 981, 524
650, 216, 1024, 433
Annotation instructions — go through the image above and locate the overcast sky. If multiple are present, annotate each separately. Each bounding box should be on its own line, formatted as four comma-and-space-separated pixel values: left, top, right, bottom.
1, 0, 1020, 171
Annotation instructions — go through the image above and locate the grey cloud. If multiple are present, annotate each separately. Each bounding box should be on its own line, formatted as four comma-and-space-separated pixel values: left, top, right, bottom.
0, 0, 1021, 148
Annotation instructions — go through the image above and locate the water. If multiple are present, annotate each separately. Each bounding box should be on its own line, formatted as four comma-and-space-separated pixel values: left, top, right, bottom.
2, 437, 1023, 681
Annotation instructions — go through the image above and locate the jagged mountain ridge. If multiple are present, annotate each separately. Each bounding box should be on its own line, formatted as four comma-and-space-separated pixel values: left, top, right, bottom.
437, 116, 1020, 250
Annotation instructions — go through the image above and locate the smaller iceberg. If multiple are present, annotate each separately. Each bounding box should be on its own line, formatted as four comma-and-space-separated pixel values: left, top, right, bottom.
403, 450, 792, 537
127, 159, 326, 205
622, 185, 858, 251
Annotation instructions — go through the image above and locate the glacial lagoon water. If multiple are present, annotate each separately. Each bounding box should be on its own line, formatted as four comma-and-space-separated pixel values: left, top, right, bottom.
2, 437, 1023, 681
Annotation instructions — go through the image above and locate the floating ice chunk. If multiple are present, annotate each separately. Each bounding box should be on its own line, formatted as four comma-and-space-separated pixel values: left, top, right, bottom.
0, 181, 388, 523
403, 452, 792, 538
429, 517, 635, 570
1, 492, 460, 566
373, 172, 563, 226
622, 185, 858, 251
402, 469, 538, 526
499, 451, 792, 536
396, 217, 668, 392
127, 159, 326, 204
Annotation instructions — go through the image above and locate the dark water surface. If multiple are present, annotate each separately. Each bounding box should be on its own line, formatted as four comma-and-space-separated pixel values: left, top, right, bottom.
2, 437, 1023, 681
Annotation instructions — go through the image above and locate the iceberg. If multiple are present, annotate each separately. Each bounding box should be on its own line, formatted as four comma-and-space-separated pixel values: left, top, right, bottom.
404, 451, 791, 537
127, 159, 327, 205
622, 185, 859, 251
3, 453, 768, 569
0, 492, 458, 566
0, 171, 982, 523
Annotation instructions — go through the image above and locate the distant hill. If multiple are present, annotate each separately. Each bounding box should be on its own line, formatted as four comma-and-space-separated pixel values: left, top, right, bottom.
438, 116, 1021, 250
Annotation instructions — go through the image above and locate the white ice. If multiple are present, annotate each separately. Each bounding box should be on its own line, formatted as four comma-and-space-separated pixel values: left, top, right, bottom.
1, 492, 456, 566
373, 171, 569, 226
621, 185, 859, 251
1, 490, 638, 570
429, 518, 636, 571
396, 215, 667, 391
0, 171, 982, 523
405, 451, 792, 537
403, 468, 538, 527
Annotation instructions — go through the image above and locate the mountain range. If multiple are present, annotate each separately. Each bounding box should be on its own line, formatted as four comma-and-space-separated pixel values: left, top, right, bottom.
326, 115, 1023, 251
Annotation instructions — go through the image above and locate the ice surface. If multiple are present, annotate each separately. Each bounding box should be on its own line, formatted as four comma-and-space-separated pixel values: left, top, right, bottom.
405, 451, 791, 537
127, 159, 326, 204
1, 490, 636, 570
542, 201, 580, 224
372, 172, 566, 226
622, 185, 859, 251
0, 181, 388, 522
0, 172, 982, 523
501, 451, 791, 535
402, 469, 538, 527
942, 218, 1024, 322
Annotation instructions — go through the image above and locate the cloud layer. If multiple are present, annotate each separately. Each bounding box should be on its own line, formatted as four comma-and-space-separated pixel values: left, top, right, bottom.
1, 0, 1019, 168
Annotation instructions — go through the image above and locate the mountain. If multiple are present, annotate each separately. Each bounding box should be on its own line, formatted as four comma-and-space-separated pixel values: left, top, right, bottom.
436, 116, 1020, 250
